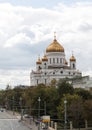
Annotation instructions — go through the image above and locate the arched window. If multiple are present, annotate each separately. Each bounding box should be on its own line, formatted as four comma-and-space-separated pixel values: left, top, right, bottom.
60, 71, 63, 74
53, 58, 55, 63
50, 58, 51, 64
37, 79, 38, 85
60, 58, 62, 63
73, 63, 75, 68
57, 58, 58, 63
38, 66, 41, 70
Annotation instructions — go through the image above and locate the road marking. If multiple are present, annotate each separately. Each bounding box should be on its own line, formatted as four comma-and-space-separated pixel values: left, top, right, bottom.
0, 119, 18, 120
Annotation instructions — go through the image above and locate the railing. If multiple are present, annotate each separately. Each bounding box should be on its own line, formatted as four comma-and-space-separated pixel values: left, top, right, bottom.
48, 120, 92, 130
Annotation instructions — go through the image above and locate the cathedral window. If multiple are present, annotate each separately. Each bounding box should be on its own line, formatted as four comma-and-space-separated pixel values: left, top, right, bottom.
53, 72, 55, 74
60, 58, 62, 63
44, 63, 46, 69
37, 79, 38, 85
57, 58, 58, 63
73, 63, 75, 68
69, 72, 71, 75
60, 71, 63, 74
50, 58, 51, 64
38, 66, 41, 70
53, 58, 55, 63
45, 72, 46, 75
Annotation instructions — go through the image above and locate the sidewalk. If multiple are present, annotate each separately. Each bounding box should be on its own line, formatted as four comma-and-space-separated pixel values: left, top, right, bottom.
22, 118, 38, 130
6, 110, 21, 119
7, 111, 48, 130
9, 111, 38, 130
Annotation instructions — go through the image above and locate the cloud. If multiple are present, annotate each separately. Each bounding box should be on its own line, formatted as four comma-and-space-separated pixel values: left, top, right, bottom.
0, 69, 30, 89
4, 33, 31, 47
0, 2, 92, 88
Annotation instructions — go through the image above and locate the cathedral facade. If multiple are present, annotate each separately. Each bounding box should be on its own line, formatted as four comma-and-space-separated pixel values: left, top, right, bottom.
30, 34, 82, 86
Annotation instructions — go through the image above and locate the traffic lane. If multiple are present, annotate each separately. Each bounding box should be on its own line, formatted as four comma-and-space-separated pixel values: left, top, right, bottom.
0, 111, 17, 119
0, 119, 30, 130
0, 111, 30, 130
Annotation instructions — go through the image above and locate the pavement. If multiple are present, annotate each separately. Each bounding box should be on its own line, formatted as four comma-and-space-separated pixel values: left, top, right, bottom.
7, 110, 38, 130
7, 110, 50, 130
0, 110, 30, 130
22, 118, 38, 130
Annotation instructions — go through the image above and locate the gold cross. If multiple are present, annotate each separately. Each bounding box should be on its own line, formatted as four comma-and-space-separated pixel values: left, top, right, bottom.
54, 32, 56, 40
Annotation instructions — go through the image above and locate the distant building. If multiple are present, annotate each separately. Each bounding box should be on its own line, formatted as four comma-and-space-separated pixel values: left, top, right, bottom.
30, 33, 82, 86
66, 76, 91, 90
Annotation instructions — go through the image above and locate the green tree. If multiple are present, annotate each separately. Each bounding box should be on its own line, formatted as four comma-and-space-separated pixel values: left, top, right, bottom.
83, 99, 92, 122
74, 88, 92, 100
57, 80, 74, 98
57, 94, 84, 127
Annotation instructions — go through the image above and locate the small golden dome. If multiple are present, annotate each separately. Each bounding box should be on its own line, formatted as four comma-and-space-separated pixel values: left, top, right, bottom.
42, 55, 48, 61
65, 59, 68, 65
36, 57, 42, 64
70, 55, 76, 62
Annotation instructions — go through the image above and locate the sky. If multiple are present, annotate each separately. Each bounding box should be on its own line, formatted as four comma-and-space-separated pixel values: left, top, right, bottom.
0, 0, 92, 89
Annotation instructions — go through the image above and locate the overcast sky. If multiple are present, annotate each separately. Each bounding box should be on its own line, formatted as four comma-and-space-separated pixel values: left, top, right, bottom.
0, 0, 92, 89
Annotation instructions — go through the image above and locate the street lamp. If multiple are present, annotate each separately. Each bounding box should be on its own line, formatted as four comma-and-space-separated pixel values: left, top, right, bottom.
13, 96, 15, 115
20, 97, 23, 120
38, 97, 41, 118
64, 98, 67, 130
44, 101, 46, 115
38, 97, 41, 130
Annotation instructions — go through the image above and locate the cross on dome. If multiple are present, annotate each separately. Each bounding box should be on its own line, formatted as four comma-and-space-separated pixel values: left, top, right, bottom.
54, 32, 56, 40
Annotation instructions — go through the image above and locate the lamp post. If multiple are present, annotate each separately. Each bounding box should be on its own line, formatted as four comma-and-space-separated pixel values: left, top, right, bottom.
38, 97, 41, 130
64, 98, 67, 130
13, 96, 15, 115
20, 97, 23, 120
44, 101, 46, 115
38, 97, 41, 118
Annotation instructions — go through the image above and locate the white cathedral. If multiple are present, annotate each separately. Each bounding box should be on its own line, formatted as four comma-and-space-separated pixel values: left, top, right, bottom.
30, 34, 82, 86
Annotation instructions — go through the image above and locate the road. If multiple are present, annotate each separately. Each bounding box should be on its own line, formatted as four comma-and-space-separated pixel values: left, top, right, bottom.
0, 110, 31, 130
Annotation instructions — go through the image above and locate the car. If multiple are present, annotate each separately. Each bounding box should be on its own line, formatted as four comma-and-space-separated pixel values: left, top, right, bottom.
23, 114, 30, 118
1, 109, 4, 112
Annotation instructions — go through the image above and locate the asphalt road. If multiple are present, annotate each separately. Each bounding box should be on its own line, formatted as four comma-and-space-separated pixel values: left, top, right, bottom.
0, 111, 31, 130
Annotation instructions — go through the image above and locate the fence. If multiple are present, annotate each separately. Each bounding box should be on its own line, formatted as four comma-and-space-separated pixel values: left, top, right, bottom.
48, 120, 92, 130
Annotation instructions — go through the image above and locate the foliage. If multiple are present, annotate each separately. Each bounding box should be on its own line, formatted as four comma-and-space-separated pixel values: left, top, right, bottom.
57, 94, 84, 127
0, 81, 92, 128
74, 88, 92, 100
83, 99, 92, 121
57, 79, 74, 98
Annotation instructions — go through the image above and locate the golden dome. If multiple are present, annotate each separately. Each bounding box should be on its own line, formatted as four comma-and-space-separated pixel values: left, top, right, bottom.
46, 38, 64, 53
42, 54, 48, 61
36, 57, 42, 64
70, 55, 76, 62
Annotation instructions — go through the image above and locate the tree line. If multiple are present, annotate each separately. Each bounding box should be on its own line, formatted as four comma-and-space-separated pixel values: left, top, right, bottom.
0, 79, 92, 128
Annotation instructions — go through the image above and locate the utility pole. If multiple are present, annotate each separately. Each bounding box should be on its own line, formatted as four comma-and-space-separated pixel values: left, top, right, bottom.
44, 101, 46, 115
64, 98, 67, 130
38, 97, 41, 118
38, 97, 41, 130
20, 97, 23, 120
13, 96, 15, 115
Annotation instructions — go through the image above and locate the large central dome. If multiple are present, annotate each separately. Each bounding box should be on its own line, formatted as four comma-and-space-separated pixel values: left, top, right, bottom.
46, 38, 64, 53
